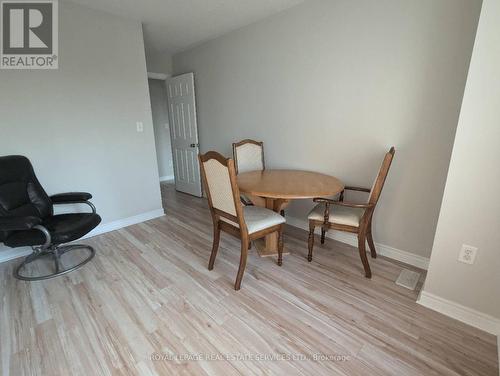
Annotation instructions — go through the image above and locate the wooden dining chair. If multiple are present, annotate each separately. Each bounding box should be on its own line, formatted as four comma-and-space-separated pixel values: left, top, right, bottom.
199, 151, 285, 290
232, 139, 287, 217
232, 139, 265, 174
307, 147, 395, 278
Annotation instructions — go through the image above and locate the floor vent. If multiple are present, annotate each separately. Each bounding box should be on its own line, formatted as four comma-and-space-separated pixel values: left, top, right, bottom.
395, 269, 420, 290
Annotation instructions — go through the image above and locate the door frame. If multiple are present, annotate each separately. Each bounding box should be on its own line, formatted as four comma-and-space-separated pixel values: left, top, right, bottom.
148, 72, 169, 80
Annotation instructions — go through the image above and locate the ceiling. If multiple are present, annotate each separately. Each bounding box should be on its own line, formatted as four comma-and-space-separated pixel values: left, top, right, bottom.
67, 0, 306, 55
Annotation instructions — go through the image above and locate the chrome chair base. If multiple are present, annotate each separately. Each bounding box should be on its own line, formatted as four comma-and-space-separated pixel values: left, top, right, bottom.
15, 244, 95, 281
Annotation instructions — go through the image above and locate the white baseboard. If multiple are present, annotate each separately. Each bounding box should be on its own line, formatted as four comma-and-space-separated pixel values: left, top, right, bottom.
285, 216, 430, 270
418, 291, 500, 336
0, 208, 165, 264
84, 208, 165, 239
159, 175, 175, 182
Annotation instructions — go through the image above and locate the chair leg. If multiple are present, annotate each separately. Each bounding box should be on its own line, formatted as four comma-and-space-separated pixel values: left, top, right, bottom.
234, 236, 249, 290
307, 222, 315, 262
320, 228, 326, 244
277, 226, 284, 266
358, 232, 372, 278
367, 230, 377, 259
208, 224, 221, 271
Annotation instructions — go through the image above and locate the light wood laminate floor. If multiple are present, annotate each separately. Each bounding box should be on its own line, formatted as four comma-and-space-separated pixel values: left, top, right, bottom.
0, 183, 498, 376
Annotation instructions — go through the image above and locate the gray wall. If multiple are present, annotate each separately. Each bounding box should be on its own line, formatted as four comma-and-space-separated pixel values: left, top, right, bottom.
0, 2, 163, 250
148, 79, 174, 179
173, 0, 481, 259
146, 51, 173, 75
423, 0, 500, 320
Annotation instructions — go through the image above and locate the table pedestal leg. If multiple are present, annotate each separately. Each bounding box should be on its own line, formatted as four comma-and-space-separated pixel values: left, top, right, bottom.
246, 195, 290, 258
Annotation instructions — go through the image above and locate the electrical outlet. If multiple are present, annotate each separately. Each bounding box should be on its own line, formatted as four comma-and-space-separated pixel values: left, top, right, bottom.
458, 244, 478, 264
136, 122, 144, 132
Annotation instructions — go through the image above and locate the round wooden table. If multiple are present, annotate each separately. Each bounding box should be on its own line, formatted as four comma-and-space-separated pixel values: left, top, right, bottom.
237, 170, 344, 257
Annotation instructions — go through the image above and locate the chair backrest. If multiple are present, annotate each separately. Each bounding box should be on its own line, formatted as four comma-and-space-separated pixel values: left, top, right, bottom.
0, 155, 53, 241
368, 147, 396, 206
232, 139, 265, 174
199, 151, 245, 227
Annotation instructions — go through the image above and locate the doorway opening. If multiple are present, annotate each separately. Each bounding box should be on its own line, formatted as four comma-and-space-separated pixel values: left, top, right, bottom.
148, 74, 175, 185
148, 72, 203, 211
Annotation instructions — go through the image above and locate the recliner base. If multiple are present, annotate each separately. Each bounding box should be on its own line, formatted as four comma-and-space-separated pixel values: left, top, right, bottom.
15, 244, 95, 281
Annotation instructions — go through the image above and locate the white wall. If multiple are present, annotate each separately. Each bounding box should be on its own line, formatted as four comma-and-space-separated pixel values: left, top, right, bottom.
173, 0, 481, 259
148, 79, 174, 180
0, 1, 163, 257
421, 0, 500, 324
146, 51, 173, 75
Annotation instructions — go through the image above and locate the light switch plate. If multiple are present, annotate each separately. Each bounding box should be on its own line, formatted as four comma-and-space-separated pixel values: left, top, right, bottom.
136, 122, 144, 132
458, 244, 478, 264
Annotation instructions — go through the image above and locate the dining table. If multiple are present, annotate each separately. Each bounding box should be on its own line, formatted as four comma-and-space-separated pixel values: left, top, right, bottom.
237, 169, 344, 257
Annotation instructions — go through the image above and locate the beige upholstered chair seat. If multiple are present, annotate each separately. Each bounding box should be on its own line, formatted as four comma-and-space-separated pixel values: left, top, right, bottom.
308, 203, 365, 227
221, 206, 285, 234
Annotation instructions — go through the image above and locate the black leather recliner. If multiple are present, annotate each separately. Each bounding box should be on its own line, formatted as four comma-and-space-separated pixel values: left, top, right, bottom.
0, 155, 101, 280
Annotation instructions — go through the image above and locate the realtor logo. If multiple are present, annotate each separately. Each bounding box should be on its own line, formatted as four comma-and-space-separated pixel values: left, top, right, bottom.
1, 0, 58, 69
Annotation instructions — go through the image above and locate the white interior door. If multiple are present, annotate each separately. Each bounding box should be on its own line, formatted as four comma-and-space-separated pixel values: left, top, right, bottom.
166, 73, 202, 197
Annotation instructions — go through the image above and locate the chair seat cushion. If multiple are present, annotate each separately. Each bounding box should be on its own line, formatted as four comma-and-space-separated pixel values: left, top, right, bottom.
221, 206, 285, 234
308, 203, 365, 227
4, 213, 101, 247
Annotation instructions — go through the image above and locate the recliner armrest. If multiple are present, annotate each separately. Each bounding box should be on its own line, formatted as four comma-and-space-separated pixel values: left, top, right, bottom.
0, 216, 42, 231
50, 192, 92, 203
